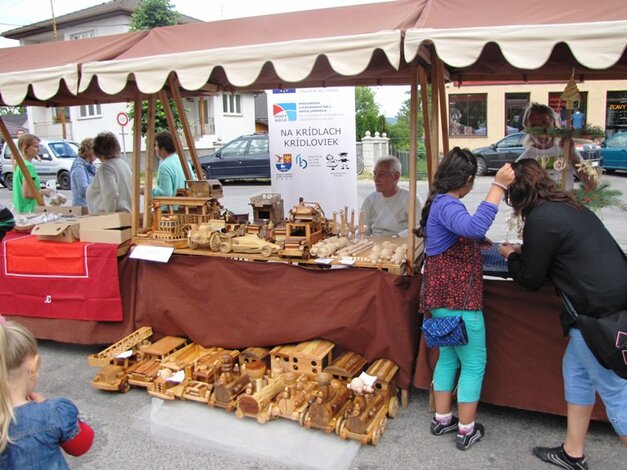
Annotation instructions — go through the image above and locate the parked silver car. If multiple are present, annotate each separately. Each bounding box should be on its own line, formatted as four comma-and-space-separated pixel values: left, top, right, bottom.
0, 139, 79, 190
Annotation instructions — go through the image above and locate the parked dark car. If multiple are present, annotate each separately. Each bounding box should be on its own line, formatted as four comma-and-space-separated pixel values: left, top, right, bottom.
199, 133, 270, 182
472, 132, 602, 176
601, 131, 627, 172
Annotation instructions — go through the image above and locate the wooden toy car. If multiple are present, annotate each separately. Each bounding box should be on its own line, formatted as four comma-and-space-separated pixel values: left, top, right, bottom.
323, 351, 368, 382
218, 232, 281, 257
235, 361, 286, 423
126, 336, 188, 389
336, 358, 400, 445
266, 371, 318, 425
89, 327, 153, 393
187, 219, 229, 250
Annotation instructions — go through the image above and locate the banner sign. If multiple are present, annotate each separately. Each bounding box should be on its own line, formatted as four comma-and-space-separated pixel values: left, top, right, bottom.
267, 87, 358, 215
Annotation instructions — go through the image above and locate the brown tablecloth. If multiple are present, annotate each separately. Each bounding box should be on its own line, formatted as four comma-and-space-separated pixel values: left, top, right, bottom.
413, 277, 608, 420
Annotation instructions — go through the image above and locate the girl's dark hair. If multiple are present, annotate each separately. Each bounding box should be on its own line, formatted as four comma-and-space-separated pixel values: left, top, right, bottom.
507, 159, 581, 220
415, 147, 477, 238
93, 132, 121, 160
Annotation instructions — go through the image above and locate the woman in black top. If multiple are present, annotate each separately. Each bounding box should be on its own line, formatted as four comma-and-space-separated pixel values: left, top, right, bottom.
499, 159, 627, 470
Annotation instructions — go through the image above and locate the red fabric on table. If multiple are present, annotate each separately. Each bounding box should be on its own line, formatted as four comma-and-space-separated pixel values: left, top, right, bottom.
0, 232, 123, 321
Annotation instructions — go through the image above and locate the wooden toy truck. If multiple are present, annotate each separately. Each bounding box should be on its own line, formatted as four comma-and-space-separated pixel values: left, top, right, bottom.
89, 327, 153, 393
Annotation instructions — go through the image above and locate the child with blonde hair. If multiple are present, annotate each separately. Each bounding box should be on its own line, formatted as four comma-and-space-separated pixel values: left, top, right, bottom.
0, 317, 93, 469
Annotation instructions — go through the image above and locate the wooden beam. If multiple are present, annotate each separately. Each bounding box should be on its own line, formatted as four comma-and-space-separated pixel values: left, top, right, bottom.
143, 94, 157, 230
168, 75, 203, 180
407, 62, 418, 272
428, 49, 441, 188
132, 95, 143, 238
418, 65, 433, 189
158, 88, 191, 181
436, 57, 449, 155
0, 117, 44, 206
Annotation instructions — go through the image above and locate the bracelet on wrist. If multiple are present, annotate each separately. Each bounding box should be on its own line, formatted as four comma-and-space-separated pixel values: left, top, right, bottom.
491, 181, 508, 191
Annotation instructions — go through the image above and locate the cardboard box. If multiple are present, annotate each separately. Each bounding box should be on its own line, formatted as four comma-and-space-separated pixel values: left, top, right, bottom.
80, 227, 132, 244
35, 206, 88, 216
32, 222, 80, 242
79, 212, 132, 230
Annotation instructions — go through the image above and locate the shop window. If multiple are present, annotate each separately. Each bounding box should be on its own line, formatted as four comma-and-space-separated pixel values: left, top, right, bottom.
548, 91, 588, 129
222, 94, 242, 115
448, 94, 487, 136
504, 93, 529, 135
79, 104, 102, 119
605, 90, 627, 136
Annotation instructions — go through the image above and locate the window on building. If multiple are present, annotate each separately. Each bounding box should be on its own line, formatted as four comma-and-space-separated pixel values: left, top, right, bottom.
448, 94, 487, 136
548, 91, 588, 129
605, 91, 627, 136
222, 94, 242, 115
78, 104, 102, 119
504, 93, 529, 135
69, 30, 95, 40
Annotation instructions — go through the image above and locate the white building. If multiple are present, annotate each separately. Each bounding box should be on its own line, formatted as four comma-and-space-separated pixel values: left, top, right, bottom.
1, 0, 257, 156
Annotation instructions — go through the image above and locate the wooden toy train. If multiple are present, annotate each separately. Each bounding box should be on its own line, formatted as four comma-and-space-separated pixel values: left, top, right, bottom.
88, 328, 401, 445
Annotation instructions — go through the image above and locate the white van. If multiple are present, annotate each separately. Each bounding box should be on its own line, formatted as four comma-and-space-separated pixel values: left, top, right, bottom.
0, 139, 79, 190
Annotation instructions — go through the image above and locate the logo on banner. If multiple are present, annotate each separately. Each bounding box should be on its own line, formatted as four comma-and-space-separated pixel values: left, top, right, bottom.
272, 89, 296, 94
273, 103, 297, 122
276, 154, 293, 172
296, 154, 308, 169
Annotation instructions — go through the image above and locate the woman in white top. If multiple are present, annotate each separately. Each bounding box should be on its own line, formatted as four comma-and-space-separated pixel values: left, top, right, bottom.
87, 132, 132, 214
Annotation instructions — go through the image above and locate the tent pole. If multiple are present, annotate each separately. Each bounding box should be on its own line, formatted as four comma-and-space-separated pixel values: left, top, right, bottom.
143, 95, 157, 230
168, 76, 204, 181
158, 88, 191, 181
418, 65, 433, 189
131, 95, 143, 238
407, 62, 418, 273
436, 57, 449, 155
0, 117, 44, 206
429, 48, 441, 188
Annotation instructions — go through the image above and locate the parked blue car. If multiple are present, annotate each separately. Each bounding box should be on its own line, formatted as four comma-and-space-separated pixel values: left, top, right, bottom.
601, 131, 627, 172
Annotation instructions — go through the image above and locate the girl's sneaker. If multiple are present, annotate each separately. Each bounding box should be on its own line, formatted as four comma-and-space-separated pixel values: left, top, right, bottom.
430, 416, 459, 435
455, 423, 484, 450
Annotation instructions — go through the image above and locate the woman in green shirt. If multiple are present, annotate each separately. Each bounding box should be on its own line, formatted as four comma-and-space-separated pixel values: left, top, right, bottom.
12, 134, 53, 213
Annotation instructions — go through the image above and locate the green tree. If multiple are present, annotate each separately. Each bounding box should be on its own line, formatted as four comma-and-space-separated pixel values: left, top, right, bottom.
128, 0, 181, 135
129, 0, 179, 31
386, 86, 429, 154
355, 87, 387, 140
0, 106, 26, 115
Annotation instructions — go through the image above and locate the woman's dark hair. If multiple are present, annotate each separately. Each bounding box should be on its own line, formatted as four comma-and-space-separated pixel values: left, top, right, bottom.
155, 131, 176, 154
415, 147, 477, 238
92, 132, 121, 160
507, 159, 581, 220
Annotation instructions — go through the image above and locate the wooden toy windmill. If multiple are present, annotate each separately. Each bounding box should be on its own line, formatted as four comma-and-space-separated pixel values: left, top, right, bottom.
559, 72, 581, 190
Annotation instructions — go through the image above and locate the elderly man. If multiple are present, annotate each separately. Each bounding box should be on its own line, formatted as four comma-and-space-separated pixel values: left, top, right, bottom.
361, 155, 422, 237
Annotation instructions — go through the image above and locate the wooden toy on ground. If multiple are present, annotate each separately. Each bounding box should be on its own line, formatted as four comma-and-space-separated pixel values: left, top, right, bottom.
89, 327, 154, 393
126, 336, 189, 389
148, 343, 219, 400
236, 361, 286, 423
323, 351, 368, 382
181, 348, 240, 403
337, 358, 400, 445
302, 372, 352, 433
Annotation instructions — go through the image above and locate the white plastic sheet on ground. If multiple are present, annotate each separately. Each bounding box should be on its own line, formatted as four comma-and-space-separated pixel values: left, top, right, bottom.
133, 398, 360, 470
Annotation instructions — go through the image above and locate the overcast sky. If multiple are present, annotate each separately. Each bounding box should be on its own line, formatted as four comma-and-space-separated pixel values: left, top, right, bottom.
0, 0, 408, 115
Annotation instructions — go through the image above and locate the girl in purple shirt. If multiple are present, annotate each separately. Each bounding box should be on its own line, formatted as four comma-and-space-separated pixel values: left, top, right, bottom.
416, 147, 514, 450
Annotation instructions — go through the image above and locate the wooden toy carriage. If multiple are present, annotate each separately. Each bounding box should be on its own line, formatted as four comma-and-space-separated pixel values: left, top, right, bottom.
126, 336, 189, 389
181, 348, 240, 403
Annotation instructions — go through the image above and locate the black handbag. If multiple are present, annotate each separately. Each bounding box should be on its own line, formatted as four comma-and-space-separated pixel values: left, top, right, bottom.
560, 291, 627, 380
422, 315, 468, 348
